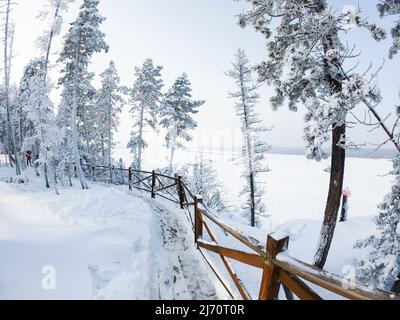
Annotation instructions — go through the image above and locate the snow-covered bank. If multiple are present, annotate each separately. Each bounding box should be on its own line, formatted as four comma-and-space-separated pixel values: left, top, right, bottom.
0, 167, 220, 300
0, 175, 158, 299
0, 151, 392, 299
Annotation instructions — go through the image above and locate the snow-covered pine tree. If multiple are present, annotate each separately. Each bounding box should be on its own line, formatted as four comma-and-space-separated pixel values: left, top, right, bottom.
160, 73, 204, 173
356, 153, 400, 292
189, 153, 225, 213
226, 49, 270, 227
96, 61, 123, 176
18, 58, 62, 194
378, 0, 400, 58
2, 0, 21, 175
58, 0, 108, 189
238, 0, 385, 267
36, 0, 75, 75
76, 72, 97, 164
127, 59, 163, 171
56, 93, 75, 185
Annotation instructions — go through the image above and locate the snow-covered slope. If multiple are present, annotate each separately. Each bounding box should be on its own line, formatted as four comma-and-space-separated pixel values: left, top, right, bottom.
0, 167, 219, 300
0, 151, 390, 300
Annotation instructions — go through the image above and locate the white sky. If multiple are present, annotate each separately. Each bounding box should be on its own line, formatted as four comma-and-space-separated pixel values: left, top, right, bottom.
7, 0, 400, 163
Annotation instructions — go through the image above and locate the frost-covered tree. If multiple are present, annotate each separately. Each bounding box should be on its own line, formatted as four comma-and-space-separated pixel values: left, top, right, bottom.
160, 73, 204, 173
58, 0, 108, 189
127, 59, 163, 171
378, 0, 400, 58
36, 0, 75, 75
238, 0, 385, 267
356, 154, 400, 292
226, 49, 270, 227
189, 153, 225, 213
2, 0, 21, 175
76, 72, 97, 163
96, 61, 123, 169
18, 58, 62, 194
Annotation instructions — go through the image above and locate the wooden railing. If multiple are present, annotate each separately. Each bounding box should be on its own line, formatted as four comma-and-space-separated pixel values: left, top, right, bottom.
80, 164, 400, 300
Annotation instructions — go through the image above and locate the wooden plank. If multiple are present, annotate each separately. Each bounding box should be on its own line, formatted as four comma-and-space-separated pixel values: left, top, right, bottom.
201, 210, 267, 258
181, 181, 196, 201
274, 253, 400, 301
279, 270, 322, 300
154, 172, 176, 180
197, 248, 235, 300
259, 234, 289, 300
197, 240, 264, 270
194, 196, 203, 242
151, 170, 156, 198
155, 182, 178, 194
200, 224, 251, 300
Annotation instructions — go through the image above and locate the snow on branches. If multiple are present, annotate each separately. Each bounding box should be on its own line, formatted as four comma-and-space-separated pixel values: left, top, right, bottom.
226, 49, 270, 227
378, 0, 400, 58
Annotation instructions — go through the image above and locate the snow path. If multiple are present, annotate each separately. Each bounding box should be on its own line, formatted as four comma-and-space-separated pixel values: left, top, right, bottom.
0, 173, 219, 300
140, 197, 219, 300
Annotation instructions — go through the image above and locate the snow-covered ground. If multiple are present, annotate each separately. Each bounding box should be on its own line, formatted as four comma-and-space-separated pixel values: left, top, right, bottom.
0, 152, 393, 299
0, 166, 219, 300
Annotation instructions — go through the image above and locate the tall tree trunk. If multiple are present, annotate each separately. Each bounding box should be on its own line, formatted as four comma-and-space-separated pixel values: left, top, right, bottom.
72, 36, 88, 190
108, 104, 112, 183
240, 69, 256, 228
101, 134, 106, 165
313, 0, 346, 268
3, 1, 21, 176
314, 124, 346, 268
169, 142, 176, 174
249, 172, 256, 227
43, 3, 60, 79
82, 105, 92, 163
137, 105, 145, 171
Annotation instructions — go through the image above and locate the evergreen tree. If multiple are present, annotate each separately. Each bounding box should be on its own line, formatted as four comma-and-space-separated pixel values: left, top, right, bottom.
160, 73, 204, 173
36, 0, 75, 75
378, 0, 400, 58
127, 59, 163, 171
356, 153, 400, 291
226, 49, 270, 227
189, 153, 225, 212
18, 58, 62, 194
58, 0, 108, 189
238, 0, 385, 267
2, 0, 21, 175
96, 61, 123, 170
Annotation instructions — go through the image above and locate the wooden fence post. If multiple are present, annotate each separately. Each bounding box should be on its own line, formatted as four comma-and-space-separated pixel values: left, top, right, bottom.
151, 170, 156, 198
194, 196, 203, 243
177, 176, 185, 209
259, 233, 289, 300
128, 167, 132, 191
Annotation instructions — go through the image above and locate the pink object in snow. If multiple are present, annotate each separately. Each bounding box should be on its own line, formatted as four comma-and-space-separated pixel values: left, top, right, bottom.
342, 188, 351, 197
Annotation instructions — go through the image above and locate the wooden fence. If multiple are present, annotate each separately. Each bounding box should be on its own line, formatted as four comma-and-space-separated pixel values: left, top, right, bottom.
81, 164, 400, 300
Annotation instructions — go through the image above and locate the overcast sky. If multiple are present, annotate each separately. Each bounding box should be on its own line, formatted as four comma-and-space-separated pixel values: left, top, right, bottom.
8, 0, 400, 162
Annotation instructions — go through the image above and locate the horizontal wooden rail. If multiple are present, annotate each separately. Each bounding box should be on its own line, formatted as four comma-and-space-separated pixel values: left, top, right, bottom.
200, 208, 266, 258
279, 270, 322, 300
197, 240, 265, 270
274, 253, 400, 301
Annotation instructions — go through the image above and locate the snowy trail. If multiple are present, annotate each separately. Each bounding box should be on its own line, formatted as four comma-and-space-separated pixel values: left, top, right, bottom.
140, 197, 219, 300
0, 171, 219, 300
